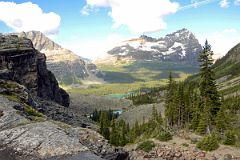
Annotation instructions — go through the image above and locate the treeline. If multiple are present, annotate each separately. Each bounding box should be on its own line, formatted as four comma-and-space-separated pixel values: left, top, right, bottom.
165, 77, 200, 129
90, 109, 120, 122
165, 41, 223, 134
94, 106, 172, 146
126, 87, 165, 105
165, 41, 240, 149
95, 41, 240, 149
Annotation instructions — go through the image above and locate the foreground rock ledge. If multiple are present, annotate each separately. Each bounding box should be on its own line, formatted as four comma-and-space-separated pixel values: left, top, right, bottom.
0, 95, 129, 160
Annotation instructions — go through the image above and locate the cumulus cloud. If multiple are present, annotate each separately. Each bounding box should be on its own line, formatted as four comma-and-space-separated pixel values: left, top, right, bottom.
62, 33, 128, 59
0, 2, 61, 35
219, 0, 230, 8
82, 0, 179, 34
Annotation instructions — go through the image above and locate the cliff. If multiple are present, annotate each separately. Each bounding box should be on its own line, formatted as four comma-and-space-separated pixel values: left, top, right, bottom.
0, 35, 129, 159
0, 35, 69, 107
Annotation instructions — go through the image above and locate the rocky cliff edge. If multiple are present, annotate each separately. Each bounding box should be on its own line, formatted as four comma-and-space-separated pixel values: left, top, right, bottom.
0, 35, 69, 107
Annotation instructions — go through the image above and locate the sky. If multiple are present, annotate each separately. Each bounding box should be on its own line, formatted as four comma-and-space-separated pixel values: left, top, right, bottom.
0, 0, 239, 59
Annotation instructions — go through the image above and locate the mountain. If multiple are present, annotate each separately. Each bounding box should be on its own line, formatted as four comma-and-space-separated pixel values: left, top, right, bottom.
213, 43, 240, 79
212, 43, 240, 97
17, 31, 102, 85
95, 28, 202, 65
94, 29, 202, 83
188, 42, 240, 97
0, 34, 128, 160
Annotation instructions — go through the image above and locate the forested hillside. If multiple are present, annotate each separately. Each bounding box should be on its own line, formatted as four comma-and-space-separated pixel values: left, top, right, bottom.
92, 40, 240, 159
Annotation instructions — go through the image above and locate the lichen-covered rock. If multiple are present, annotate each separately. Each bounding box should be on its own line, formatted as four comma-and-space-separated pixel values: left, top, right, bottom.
0, 122, 89, 158
0, 96, 88, 159
0, 79, 95, 128
69, 128, 129, 160
0, 35, 69, 107
0, 96, 30, 131
0, 95, 129, 160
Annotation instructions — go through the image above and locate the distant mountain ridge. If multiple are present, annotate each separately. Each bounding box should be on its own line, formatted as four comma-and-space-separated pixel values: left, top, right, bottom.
15, 31, 102, 85
213, 42, 240, 79
188, 42, 240, 98
95, 28, 202, 65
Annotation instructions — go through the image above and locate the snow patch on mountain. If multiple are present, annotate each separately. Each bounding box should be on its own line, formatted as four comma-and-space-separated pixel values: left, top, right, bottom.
95, 28, 202, 65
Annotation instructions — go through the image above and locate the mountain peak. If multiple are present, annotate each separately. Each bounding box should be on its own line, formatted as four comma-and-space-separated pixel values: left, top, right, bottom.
100, 28, 202, 65
19, 31, 62, 51
15, 31, 102, 85
165, 28, 193, 38
175, 28, 192, 34
139, 35, 157, 42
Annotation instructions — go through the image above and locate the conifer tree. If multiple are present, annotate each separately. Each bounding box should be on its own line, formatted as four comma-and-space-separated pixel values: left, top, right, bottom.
215, 109, 228, 133
165, 72, 176, 127
134, 120, 140, 137
198, 40, 221, 133
109, 119, 119, 145
152, 105, 158, 120
118, 120, 127, 146
177, 83, 185, 127
100, 112, 110, 139
197, 113, 208, 134
157, 111, 163, 125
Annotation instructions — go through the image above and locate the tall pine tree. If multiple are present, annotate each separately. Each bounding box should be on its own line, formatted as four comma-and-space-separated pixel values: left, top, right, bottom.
198, 40, 221, 134
165, 72, 176, 127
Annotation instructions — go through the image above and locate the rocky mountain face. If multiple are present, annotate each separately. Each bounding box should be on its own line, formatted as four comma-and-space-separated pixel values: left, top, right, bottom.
211, 42, 240, 97
95, 28, 202, 65
17, 31, 99, 85
0, 35, 128, 159
0, 35, 69, 107
213, 43, 240, 70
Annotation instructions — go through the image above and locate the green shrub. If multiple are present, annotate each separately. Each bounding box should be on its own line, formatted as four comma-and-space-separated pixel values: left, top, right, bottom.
137, 140, 155, 152
223, 130, 236, 145
24, 105, 43, 117
197, 134, 219, 151
156, 131, 172, 141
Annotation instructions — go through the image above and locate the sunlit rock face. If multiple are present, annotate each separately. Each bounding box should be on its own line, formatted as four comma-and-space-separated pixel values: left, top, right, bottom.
18, 31, 100, 85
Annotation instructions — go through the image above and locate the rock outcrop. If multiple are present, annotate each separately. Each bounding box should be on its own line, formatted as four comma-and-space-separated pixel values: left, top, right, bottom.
0, 35, 69, 107
0, 35, 129, 160
0, 95, 128, 160
127, 142, 240, 160
17, 31, 102, 85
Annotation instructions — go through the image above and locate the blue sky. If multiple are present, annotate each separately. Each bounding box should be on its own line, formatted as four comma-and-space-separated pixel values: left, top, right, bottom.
0, 0, 239, 59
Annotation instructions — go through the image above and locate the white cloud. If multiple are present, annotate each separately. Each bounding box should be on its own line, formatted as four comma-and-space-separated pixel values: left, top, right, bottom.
61, 33, 129, 59
82, 0, 179, 34
234, 0, 240, 5
86, 0, 110, 7
219, 0, 230, 8
81, 5, 90, 16
180, 0, 217, 10
197, 28, 240, 59
0, 2, 61, 35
